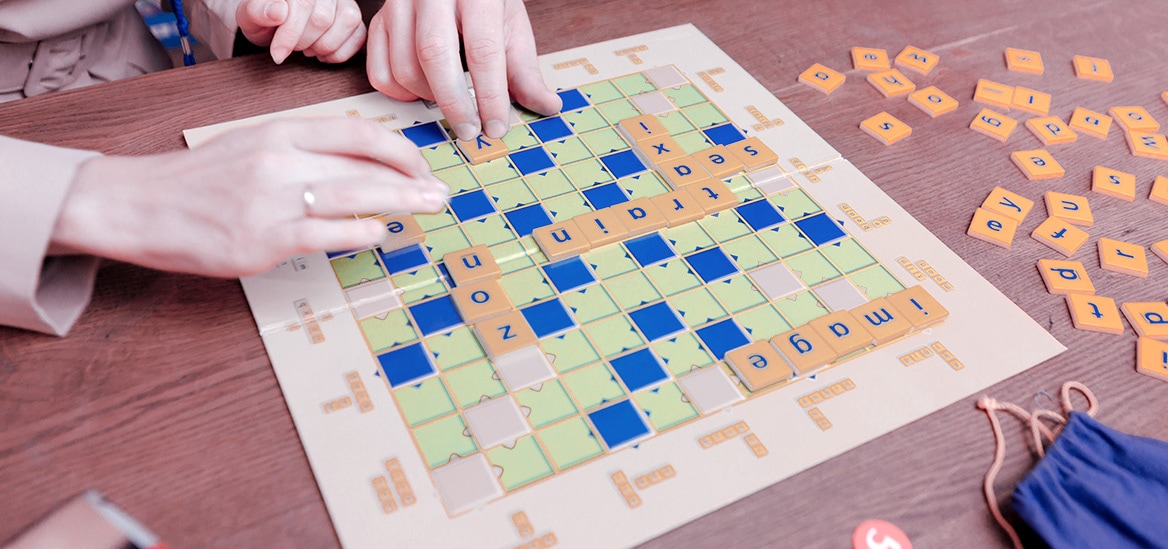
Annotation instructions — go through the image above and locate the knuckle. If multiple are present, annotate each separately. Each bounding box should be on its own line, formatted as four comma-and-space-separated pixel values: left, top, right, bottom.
465, 38, 502, 66
416, 35, 453, 65
337, 3, 362, 24
308, 5, 335, 28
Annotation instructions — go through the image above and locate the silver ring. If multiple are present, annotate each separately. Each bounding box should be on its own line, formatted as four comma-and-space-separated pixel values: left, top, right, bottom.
302, 187, 317, 216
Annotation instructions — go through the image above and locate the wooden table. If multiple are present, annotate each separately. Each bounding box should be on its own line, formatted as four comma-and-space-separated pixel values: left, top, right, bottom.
3, 1, 1167, 546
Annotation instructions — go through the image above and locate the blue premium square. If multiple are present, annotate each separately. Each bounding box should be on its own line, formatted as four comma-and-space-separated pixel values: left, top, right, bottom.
735, 199, 787, 231
520, 298, 577, 338
795, 213, 847, 246
408, 295, 463, 336
449, 189, 497, 221
401, 121, 448, 148
378, 342, 436, 388
629, 302, 685, 342
509, 146, 557, 175
695, 318, 751, 360
558, 88, 590, 112
542, 257, 597, 293
380, 244, 430, 274
684, 247, 740, 283
529, 116, 574, 142
588, 400, 651, 449
503, 203, 553, 237
702, 124, 746, 145
600, 150, 648, 179
624, 233, 677, 267
582, 183, 630, 209
609, 349, 668, 392
436, 262, 453, 287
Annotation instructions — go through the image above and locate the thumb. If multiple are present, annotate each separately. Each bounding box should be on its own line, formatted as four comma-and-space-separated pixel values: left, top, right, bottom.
237, 0, 289, 39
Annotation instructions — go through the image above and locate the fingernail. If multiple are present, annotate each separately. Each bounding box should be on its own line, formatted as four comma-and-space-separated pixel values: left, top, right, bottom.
272, 47, 289, 64
453, 123, 479, 142
430, 178, 450, 195
485, 120, 508, 139
264, 2, 281, 21
423, 190, 447, 206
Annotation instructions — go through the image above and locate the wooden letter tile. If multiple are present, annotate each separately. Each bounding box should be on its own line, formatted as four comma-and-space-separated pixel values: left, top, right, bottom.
532, 219, 591, 262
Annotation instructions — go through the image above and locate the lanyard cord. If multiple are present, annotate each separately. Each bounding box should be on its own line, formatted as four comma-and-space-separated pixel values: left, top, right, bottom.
171, 0, 195, 66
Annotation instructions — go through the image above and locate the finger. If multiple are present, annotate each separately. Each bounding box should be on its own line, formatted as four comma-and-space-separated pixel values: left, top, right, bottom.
269, 0, 316, 63
388, 0, 433, 101
277, 118, 435, 177
303, 3, 362, 60
304, 175, 448, 218
503, 0, 561, 116
367, 13, 413, 100
236, 0, 287, 47
416, 0, 480, 141
292, 0, 338, 52
282, 218, 386, 259
459, 0, 510, 139
313, 21, 366, 63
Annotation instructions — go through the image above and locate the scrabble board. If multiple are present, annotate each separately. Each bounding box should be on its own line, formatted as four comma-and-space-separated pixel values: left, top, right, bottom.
184, 25, 1064, 549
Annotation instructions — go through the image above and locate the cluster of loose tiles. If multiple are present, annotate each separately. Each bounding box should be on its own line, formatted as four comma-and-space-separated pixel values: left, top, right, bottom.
329, 67, 944, 514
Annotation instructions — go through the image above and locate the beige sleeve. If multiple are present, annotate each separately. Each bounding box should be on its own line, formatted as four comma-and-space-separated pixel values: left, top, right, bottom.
184, 0, 243, 60
0, 135, 101, 336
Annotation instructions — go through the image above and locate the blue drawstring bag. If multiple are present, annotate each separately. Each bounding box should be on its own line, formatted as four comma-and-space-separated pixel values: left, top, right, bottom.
977, 382, 1168, 548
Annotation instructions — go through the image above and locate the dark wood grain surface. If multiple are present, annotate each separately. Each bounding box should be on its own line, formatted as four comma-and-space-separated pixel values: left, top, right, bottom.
3, 1, 1167, 547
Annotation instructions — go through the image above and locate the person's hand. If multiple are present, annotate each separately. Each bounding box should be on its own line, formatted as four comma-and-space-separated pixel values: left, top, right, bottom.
236, 0, 367, 64
50, 118, 448, 278
366, 0, 563, 142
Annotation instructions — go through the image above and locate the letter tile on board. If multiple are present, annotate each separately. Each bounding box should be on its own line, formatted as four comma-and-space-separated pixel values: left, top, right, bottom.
444, 244, 502, 286
615, 198, 669, 236
770, 328, 838, 375
852, 47, 890, 71
974, 79, 1014, 111
1091, 166, 1137, 202
1066, 293, 1124, 335
860, 112, 912, 145
658, 156, 712, 189
808, 310, 874, 356
1098, 237, 1148, 278
1125, 131, 1168, 160
452, 278, 514, 324
1031, 216, 1090, 257
1025, 116, 1077, 145
850, 298, 913, 345
967, 207, 1019, 249
907, 86, 959, 118
650, 190, 707, 227
1069, 107, 1112, 140
1005, 48, 1044, 74
638, 135, 687, 166
886, 286, 948, 329
1036, 259, 1095, 295
474, 310, 538, 358
726, 137, 778, 170
618, 114, 669, 143
1109, 106, 1160, 133
1012, 86, 1051, 116
894, 45, 939, 75
1150, 176, 1168, 206
970, 109, 1018, 142
1136, 337, 1168, 382
1011, 149, 1065, 180
573, 208, 630, 248
457, 135, 509, 164
694, 146, 745, 179
1121, 302, 1168, 340
798, 63, 846, 94
867, 69, 916, 98
1072, 55, 1113, 82
382, 215, 426, 251
981, 186, 1034, 223
1044, 191, 1094, 226
686, 180, 738, 214
724, 340, 794, 391
533, 219, 591, 262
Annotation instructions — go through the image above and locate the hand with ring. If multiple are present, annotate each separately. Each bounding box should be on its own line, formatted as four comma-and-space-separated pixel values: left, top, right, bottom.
49, 118, 447, 278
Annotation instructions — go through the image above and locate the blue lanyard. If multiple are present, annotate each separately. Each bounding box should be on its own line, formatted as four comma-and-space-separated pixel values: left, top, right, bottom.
171, 0, 195, 66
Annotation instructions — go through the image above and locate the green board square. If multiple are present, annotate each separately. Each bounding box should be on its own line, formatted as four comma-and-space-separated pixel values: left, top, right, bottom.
464, 215, 517, 247
770, 188, 823, 219
424, 226, 471, 261
583, 315, 645, 358
633, 382, 698, 431
708, 275, 766, 313
502, 125, 539, 150
722, 234, 778, 271
542, 193, 594, 221
486, 178, 538, 210
759, 224, 813, 257
700, 211, 751, 243
774, 291, 827, 326
563, 107, 610, 133
585, 245, 639, 280
645, 260, 702, 297
415, 209, 458, 232
471, 156, 521, 185
849, 266, 906, 298
670, 288, 728, 328
597, 99, 640, 125
613, 73, 656, 95
822, 239, 877, 273
683, 103, 729, 128
539, 417, 603, 470
727, 175, 757, 198
663, 223, 715, 255
606, 271, 662, 309
658, 111, 696, 135
619, 172, 670, 199
561, 285, 620, 324
652, 332, 714, 377
737, 305, 793, 341
422, 143, 464, 171
486, 436, 553, 490
394, 378, 455, 427
332, 250, 385, 288
527, 169, 576, 200
543, 329, 601, 374
360, 309, 417, 352
414, 414, 477, 468
545, 137, 593, 165
663, 84, 706, 108
787, 250, 843, 286
446, 359, 507, 407
580, 127, 629, 155
580, 80, 623, 103
435, 165, 480, 194
562, 362, 626, 409
515, 380, 578, 428
427, 326, 486, 370
391, 266, 447, 304
563, 158, 614, 188
519, 236, 549, 266
500, 268, 555, 305
675, 131, 714, 155
491, 240, 536, 274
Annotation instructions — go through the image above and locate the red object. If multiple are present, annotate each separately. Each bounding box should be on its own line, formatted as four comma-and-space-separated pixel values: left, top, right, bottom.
852, 519, 912, 549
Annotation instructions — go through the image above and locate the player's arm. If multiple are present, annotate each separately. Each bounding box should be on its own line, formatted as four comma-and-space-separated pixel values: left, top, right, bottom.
365, 0, 562, 142
234, 0, 368, 63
